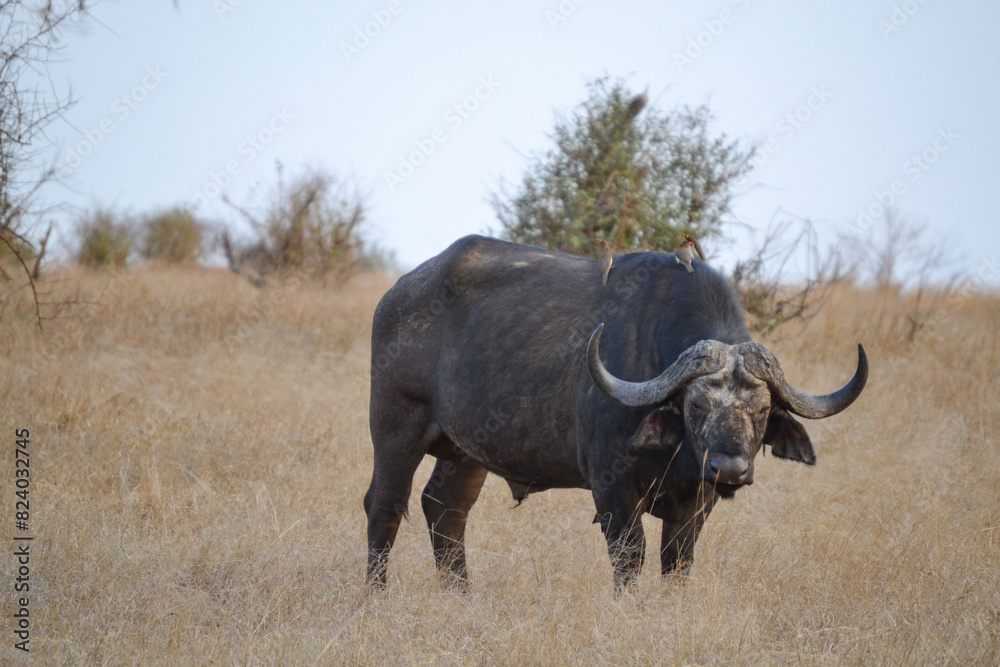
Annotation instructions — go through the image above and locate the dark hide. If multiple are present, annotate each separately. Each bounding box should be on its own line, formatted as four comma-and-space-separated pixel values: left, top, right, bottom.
364, 235, 861, 591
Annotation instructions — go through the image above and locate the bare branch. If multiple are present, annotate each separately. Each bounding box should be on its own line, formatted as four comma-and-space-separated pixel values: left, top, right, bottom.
0, 226, 41, 327
220, 165, 370, 285
1, 0, 91, 324
31, 220, 50, 279
732, 215, 845, 337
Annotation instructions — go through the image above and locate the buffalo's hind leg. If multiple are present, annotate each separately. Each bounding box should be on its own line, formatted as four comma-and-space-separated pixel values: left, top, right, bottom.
421, 444, 487, 590
365, 398, 434, 590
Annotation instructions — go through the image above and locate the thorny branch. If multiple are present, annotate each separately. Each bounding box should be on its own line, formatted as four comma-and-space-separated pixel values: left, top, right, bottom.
0, 1, 91, 327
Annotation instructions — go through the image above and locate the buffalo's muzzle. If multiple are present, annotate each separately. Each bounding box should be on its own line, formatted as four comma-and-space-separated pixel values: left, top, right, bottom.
707, 455, 752, 486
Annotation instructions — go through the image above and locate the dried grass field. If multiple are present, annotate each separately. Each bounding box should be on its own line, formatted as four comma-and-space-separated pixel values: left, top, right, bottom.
1, 266, 999, 664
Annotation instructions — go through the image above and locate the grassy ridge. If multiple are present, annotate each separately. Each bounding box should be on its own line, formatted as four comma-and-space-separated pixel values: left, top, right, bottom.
1, 268, 998, 664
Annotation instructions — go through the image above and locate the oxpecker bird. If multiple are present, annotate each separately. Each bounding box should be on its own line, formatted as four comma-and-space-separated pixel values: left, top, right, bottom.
681, 234, 706, 262
597, 238, 613, 285
627, 90, 648, 119
676, 239, 695, 273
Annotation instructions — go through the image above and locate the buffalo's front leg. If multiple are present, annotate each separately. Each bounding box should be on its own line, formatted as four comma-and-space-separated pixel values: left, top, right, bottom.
659, 492, 715, 576
659, 517, 699, 576
594, 499, 647, 593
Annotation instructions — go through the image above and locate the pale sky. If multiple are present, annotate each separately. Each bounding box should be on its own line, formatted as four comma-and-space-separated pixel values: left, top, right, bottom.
43, 1, 1000, 281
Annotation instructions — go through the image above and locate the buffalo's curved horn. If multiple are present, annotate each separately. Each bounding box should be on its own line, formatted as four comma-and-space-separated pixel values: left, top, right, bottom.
737, 342, 868, 419
587, 324, 728, 407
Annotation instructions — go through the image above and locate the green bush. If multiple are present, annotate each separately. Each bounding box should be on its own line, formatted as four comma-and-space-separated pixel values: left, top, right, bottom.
492, 76, 754, 257
76, 210, 132, 269
142, 208, 203, 264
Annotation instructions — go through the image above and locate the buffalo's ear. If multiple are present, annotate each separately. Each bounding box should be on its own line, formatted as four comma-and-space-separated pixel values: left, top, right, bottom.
628, 404, 684, 453
764, 408, 816, 465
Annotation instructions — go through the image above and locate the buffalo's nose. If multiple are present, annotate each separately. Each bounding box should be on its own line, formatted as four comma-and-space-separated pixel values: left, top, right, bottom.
709, 455, 751, 485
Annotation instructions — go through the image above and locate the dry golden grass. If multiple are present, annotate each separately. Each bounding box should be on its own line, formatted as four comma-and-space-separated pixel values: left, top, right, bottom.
1, 266, 998, 664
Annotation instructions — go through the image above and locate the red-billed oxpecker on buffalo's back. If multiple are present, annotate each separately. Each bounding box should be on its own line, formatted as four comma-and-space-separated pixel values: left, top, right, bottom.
597, 238, 613, 285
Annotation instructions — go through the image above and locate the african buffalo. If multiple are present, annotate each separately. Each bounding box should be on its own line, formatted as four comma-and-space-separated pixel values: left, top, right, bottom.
365, 235, 867, 590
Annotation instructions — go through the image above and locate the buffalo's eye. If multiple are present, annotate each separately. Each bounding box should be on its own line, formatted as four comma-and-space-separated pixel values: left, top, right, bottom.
688, 399, 708, 417
756, 405, 769, 419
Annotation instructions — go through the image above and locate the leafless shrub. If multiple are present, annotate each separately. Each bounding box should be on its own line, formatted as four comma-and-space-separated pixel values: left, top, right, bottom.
0, 0, 91, 326
221, 164, 368, 286
731, 217, 846, 336
842, 209, 965, 342
849, 208, 943, 290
